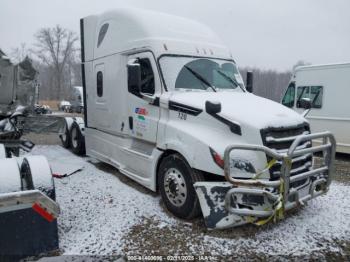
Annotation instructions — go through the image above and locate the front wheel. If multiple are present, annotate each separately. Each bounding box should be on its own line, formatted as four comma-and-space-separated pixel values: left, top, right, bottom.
70, 122, 85, 155
158, 154, 203, 219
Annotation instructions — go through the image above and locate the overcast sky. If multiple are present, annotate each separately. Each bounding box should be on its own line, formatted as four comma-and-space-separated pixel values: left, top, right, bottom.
0, 0, 349, 71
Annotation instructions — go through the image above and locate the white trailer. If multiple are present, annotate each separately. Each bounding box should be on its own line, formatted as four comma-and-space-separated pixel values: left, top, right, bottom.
61, 8, 336, 229
282, 63, 350, 154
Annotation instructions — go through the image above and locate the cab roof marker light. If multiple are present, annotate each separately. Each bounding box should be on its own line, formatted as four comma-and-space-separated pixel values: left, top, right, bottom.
209, 147, 224, 169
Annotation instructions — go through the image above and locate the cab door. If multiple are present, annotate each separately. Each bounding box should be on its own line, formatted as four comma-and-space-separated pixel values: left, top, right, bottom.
127, 52, 161, 144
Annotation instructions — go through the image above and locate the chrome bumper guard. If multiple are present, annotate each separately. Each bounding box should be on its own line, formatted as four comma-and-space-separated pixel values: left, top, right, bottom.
194, 131, 336, 229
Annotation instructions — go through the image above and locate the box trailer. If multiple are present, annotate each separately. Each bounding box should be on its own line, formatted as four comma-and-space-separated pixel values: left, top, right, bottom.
282, 62, 350, 154
60, 8, 336, 229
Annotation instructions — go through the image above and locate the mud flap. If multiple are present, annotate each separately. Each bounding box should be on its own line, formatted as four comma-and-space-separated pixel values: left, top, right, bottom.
194, 182, 246, 229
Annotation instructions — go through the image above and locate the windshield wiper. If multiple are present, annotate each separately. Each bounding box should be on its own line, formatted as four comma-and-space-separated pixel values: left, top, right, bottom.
215, 70, 245, 92
184, 66, 216, 92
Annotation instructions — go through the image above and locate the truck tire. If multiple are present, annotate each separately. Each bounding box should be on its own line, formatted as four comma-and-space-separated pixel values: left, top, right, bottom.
70, 122, 85, 155
59, 122, 70, 148
158, 153, 203, 219
20, 156, 56, 200
0, 144, 6, 159
0, 158, 21, 194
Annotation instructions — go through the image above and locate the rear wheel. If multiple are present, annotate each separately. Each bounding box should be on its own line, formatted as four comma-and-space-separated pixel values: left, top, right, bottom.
59, 122, 70, 148
20, 156, 55, 200
158, 153, 203, 219
70, 122, 85, 155
0, 144, 6, 159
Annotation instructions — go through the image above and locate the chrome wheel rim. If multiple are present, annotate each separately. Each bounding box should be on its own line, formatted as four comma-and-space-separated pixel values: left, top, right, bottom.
164, 168, 187, 207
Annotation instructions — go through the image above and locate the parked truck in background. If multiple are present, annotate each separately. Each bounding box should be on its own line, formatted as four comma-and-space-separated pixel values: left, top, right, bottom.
0, 51, 17, 118
0, 52, 40, 117
282, 62, 350, 154
69, 86, 84, 113
60, 8, 336, 229
58, 86, 84, 113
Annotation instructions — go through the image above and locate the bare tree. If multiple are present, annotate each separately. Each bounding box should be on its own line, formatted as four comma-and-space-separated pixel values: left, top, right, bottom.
33, 25, 78, 99
240, 67, 292, 102
10, 43, 31, 64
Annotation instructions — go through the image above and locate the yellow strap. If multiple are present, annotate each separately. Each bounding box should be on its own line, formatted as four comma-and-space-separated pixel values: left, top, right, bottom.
247, 157, 291, 226
253, 158, 277, 179
249, 177, 285, 226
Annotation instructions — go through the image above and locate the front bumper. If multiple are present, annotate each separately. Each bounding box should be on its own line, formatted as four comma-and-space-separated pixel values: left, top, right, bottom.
194, 131, 336, 229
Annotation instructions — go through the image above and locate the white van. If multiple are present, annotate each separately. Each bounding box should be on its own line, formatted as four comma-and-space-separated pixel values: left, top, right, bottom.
60, 8, 336, 229
282, 63, 350, 154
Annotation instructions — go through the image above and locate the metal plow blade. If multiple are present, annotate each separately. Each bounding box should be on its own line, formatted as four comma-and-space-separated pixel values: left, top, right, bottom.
194, 182, 246, 229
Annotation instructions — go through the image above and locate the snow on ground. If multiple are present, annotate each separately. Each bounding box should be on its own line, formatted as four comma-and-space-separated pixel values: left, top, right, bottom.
201, 183, 350, 256
30, 145, 177, 255
30, 145, 350, 258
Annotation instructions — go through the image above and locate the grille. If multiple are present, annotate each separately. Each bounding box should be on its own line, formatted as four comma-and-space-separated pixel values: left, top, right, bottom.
260, 123, 312, 188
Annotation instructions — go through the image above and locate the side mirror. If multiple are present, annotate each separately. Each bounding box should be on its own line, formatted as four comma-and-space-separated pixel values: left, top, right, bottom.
127, 61, 141, 94
299, 98, 311, 109
205, 101, 221, 115
246, 71, 253, 93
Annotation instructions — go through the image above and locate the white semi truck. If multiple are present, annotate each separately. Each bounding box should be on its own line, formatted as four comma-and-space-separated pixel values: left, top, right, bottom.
282, 62, 350, 154
60, 8, 336, 229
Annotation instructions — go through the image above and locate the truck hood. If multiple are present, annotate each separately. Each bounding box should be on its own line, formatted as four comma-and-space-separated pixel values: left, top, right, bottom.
168, 91, 306, 129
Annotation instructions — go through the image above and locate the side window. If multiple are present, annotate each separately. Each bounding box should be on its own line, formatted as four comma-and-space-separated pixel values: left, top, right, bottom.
296, 86, 309, 108
296, 86, 323, 108
139, 58, 155, 95
97, 71, 103, 97
282, 82, 295, 108
310, 86, 323, 108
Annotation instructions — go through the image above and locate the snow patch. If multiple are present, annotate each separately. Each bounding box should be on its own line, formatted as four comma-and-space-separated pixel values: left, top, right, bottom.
201, 182, 350, 256
30, 145, 177, 255
29, 146, 350, 257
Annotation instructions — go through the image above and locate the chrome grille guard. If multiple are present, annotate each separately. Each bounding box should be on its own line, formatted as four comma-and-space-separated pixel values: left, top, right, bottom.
223, 131, 336, 218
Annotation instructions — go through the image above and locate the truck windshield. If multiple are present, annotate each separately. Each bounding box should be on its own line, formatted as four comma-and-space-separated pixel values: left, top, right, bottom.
159, 56, 245, 92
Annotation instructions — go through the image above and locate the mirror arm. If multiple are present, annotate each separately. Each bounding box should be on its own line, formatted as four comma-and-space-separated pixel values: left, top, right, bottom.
302, 108, 311, 118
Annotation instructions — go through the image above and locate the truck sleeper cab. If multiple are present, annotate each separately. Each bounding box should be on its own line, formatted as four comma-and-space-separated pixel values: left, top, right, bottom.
60, 8, 336, 229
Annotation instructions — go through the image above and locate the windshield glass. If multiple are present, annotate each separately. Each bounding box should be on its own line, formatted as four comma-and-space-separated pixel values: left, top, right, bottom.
159, 56, 245, 92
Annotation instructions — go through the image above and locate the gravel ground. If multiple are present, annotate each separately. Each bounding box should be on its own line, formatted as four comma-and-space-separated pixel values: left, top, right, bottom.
24, 133, 350, 261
